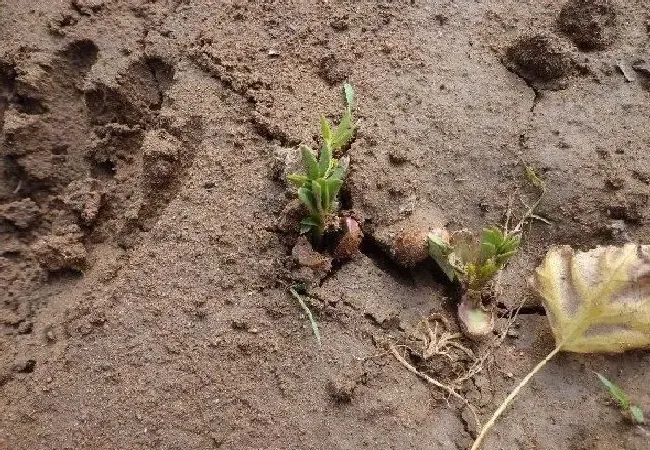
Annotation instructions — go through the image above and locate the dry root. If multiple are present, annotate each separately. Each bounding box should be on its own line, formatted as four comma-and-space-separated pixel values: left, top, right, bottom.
388, 343, 481, 433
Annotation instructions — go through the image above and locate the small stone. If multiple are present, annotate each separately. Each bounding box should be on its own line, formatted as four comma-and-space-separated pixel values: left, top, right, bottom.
393, 227, 429, 267
267, 49, 280, 58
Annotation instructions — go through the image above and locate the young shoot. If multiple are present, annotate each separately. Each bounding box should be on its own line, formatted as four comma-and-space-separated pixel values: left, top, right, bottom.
427, 166, 546, 337
287, 83, 356, 239
427, 226, 520, 337
596, 373, 645, 425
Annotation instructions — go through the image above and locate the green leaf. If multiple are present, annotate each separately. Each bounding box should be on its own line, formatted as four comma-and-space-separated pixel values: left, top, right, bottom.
289, 285, 322, 346
343, 82, 354, 109
330, 164, 347, 181
478, 263, 499, 284
503, 236, 520, 253
299, 216, 320, 234
287, 174, 308, 187
428, 233, 456, 282
318, 142, 332, 177
300, 145, 319, 179
320, 180, 330, 212
630, 405, 645, 424
481, 227, 502, 245
480, 242, 497, 262
331, 111, 354, 151
297, 187, 317, 214
323, 178, 343, 200
495, 250, 518, 267
311, 180, 323, 212
320, 115, 333, 145
596, 373, 630, 409
299, 222, 313, 234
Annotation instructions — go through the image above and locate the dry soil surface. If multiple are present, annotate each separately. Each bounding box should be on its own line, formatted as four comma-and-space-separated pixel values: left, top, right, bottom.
1, 1, 649, 449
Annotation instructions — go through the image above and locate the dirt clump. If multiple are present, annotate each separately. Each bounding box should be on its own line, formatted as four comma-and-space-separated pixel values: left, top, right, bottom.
0, 198, 40, 229
31, 229, 87, 273
505, 33, 575, 85
60, 178, 102, 226
558, 0, 618, 50
371, 209, 447, 268
327, 376, 356, 403
291, 235, 333, 284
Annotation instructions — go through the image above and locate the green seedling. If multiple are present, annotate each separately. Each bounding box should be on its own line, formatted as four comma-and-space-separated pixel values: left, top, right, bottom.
288, 83, 356, 238
428, 226, 520, 337
428, 226, 520, 291
428, 166, 546, 337
289, 283, 321, 346
596, 373, 645, 425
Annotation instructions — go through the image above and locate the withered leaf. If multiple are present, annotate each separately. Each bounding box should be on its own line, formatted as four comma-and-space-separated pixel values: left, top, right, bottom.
533, 244, 650, 353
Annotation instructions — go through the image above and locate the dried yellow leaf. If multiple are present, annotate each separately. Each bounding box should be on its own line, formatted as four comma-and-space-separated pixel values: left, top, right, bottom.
533, 244, 650, 353
472, 244, 650, 449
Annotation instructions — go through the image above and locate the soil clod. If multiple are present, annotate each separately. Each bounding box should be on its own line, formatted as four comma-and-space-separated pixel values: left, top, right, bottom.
557, 0, 618, 51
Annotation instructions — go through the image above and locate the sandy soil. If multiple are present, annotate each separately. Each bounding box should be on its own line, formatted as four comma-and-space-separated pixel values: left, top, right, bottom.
1, 1, 649, 449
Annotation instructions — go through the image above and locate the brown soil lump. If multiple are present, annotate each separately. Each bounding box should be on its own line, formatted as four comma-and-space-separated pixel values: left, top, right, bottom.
558, 0, 618, 51
505, 34, 573, 83
0, 199, 40, 229
393, 226, 429, 267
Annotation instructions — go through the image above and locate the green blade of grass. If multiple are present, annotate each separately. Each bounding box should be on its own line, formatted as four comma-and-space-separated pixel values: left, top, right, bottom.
630, 405, 645, 424
297, 187, 317, 214
596, 373, 630, 409
287, 174, 308, 187
289, 286, 321, 346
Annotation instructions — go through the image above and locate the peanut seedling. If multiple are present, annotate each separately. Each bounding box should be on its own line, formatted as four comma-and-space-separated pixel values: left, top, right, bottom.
287, 83, 356, 239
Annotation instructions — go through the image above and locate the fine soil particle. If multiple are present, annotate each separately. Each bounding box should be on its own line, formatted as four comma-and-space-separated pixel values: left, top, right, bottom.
1, 1, 649, 450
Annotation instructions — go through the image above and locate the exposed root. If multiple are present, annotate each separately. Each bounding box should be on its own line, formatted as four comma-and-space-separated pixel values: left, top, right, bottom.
417, 313, 475, 361
453, 298, 525, 385
388, 343, 481, 434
